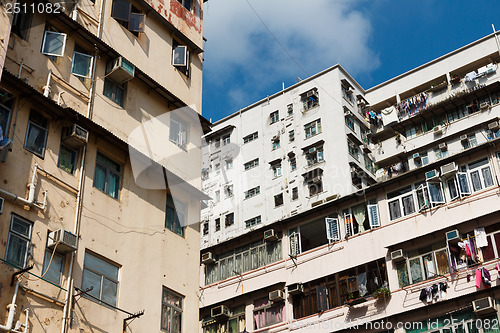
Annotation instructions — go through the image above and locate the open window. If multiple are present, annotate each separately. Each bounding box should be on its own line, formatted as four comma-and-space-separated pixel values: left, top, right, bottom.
41, 29, 66, 57
169, 115, 188, 149
71, 46, 93, 78
301, 88, 319, 111
111, 0, 145, 35
11, 7, 32, 40
172, 40, 189, 76
325, 217, 340, 242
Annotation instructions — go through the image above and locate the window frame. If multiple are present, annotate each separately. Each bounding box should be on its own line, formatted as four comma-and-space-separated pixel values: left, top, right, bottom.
165, 194, 185, 237
93, 152, 122, 200
244, 158, 259, 171
304, 119, 322, 139
169, 117, 188, 150
244, 186, 260, 199
176, 0, 191, 11
305, 146, 324, 166
387, 186, 416, 221
5, 214, 33, 268
71, 51, 94, 78
57, 144, 78, 174
225, 212, 234, 227
271, 163, 282, 178
103, 78, 125, 107
41, 30, 67, 57
11, 9, 32, 40
253, 298, 285, 330
243, 132, 258, 144
24, 110, 48, 158
245, 216, 261, 228
161, 287, 183, 333
43, 246, 64, 285
270, 110, 279, 124
81, 252, 120, 307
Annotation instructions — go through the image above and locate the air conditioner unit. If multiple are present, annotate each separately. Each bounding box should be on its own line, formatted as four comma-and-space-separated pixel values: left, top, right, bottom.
47, 229, 78, 254
264, 229, 278, 242
473, 297, 497, 316
445, 229, 460, 243
440, 162, 457, 177
211, 305, 230, 319
312, 176, 322, 183
106, 56, 135, 84
488, 121, 499, 130
0, 197, 3, 215
201, 252, 215, 265
390, 249, 406, 262
306, 90, 318, 98
425, 169, 439, 180
413, 153, 420, 159
269, 290, 284, 301
308, 147, 317, 154
480, 102, 491, 110
460, 134, 468, 141
62, 124, 89, 149
439, 142, 447, 150
287, 283, 304, 295
433, 125, 443, 134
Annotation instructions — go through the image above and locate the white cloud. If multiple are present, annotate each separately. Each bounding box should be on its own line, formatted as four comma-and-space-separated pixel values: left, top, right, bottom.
202, 0, 380, 114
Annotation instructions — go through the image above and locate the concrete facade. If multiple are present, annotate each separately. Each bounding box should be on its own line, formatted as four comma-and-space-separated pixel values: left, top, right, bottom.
199, 33, 500, 333
0, 0, 208, 332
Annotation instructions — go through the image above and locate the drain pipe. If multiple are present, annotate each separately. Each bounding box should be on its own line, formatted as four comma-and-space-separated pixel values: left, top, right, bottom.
0, 280, 29, 332
86, 0, 105, 119
61, 146, 86, 333
43, 70, 52, 97
0, 163, 47, 209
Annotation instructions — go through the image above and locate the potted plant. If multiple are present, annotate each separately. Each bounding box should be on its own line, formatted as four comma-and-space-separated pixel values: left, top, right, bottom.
373, 287, 391, 299
450, 73, 460, 85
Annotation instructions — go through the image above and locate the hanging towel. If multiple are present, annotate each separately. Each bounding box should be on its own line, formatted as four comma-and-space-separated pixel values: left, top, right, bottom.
495, 263, 500, 279
426, 286, 433, 303
468, 235, 477, 262
466, 244, 471, 257
476, 269, 482, 288
482, 268, 492, 287
475, 228, 488, 248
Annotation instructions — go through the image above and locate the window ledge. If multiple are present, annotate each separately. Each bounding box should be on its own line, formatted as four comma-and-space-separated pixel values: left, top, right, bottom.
305, 160, 326, 169
304, 132, 322, 140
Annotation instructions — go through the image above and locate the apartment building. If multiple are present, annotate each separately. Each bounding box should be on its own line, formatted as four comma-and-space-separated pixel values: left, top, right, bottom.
199, 33, 500, 333
0, 0, 209, 332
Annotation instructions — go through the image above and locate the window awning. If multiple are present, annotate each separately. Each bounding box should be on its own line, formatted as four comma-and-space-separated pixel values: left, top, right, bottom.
341, 78, 354, 89
268, 158, 282, 165
302, 168, 323, 179
204, 125, 235, 140
301, 140, 324, 152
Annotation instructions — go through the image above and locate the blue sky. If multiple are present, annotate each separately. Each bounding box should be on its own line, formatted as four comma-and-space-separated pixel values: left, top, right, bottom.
201, 0, 500, 123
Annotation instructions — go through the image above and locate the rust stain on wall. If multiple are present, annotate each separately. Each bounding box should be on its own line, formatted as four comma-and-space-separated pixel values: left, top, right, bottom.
169, 0, 202, 33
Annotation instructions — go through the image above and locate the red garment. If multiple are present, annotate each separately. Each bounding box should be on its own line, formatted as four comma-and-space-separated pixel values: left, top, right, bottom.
466, 244, 471, 257
476, 269, 482, 288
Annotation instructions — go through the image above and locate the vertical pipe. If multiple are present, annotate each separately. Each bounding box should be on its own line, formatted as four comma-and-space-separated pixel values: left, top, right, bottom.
87, 0, 105, 119
43, 69, 52, 97
61, 146, 86, 333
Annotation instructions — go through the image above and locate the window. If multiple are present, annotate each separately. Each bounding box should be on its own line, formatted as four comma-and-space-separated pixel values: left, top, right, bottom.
345, 116, 355, 132
341, 85, 354, 103
304, 119, 321, 139
387, 186, 415, 221
244, 158, 259, 170
308, 178, 323, 196
202, 222, 209, 235
287, 104, 293, 115
396, 242, 449, 287
305, 146, 324, 166
245, 216, 261, 228
0, 95, 13, 138
81, 252, 119, 306
201, 168, 209, 180
172, 40, 189, 76
244, 186, 260, 199
225, 159, 233, 170
222, 134, 230, 145
161, 288, 183, 333
270, 110, 279, 124
58, 145, 77, 174
224, 184, 233, 197
341, 202, 380, 237
11, 8, 31, 40
272, 163, 282, 178
214, 190, 220, 203
41, 29, 66, 57
272, 137, 280, 150
71, 48, 93, 78
243, 132, 258, 144
203, 306, 246, 333
414, 152, 429, 168
215, 218, 220, 232
461, 134, 477, 149
215, 163, 220, 174
290, 157, 297, 171
5, 215, 32, 268
225, 212, 234, 226
111, 0, 145, 35
274, 193, 283, 207
176, 0, 191, 11
24, 110, 48, 158
43, 246, 64, 285
169, 116, 188, 149
213, 138, 220, 148
253, 298, 285, 330
301, 89, 319, 111
94, 152, 121, 199
289, 130, 295, 142
291, 187, 298, 200
464, 158, 495, 192
347, 140, 359, 161
103, 78, 125, 107
165, 194, 185, 237
434, 147, 449, 160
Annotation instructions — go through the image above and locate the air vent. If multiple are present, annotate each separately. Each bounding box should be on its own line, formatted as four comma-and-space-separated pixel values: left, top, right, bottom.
390, 249, 405, 262
62, 124, 88, 149
473, 297, 496, 316
413, 153, 420, 159
308, 147, 317, 154
264, 229, 278, 242
211, 305, 230, 319
269, 290, 284, 301
47, 229, 78, 254
201, 252, 215, 265
488, 121, 499, 130
287, 283, 304, 295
